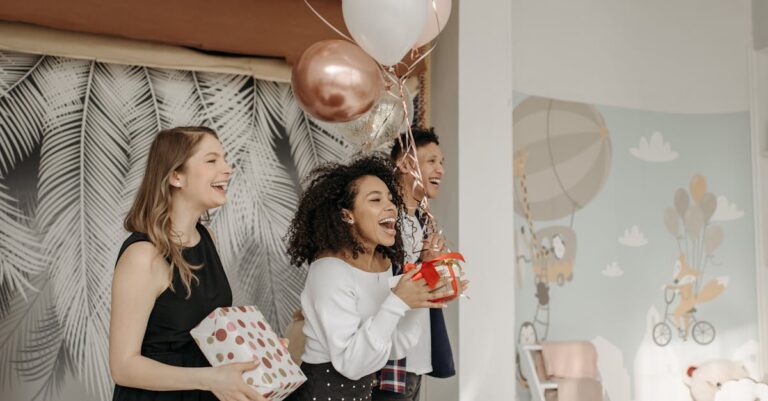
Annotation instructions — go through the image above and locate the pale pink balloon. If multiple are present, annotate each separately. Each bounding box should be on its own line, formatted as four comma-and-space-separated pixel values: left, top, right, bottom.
291, 40, 383, 122
414, 0, 452, 48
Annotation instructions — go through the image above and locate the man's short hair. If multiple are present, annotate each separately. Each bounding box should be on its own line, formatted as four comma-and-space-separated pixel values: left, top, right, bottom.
390, 127, 440, 161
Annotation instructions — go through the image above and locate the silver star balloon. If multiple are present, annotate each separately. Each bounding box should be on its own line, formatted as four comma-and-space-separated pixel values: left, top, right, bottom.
329, 87, 415, 153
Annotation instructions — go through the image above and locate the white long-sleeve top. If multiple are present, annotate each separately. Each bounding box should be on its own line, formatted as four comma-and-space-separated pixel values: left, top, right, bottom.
300, 257, 424, 380
397, 213, 433, 375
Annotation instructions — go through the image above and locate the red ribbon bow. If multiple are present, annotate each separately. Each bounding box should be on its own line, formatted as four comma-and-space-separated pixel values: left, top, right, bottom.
404, 252, 465, 302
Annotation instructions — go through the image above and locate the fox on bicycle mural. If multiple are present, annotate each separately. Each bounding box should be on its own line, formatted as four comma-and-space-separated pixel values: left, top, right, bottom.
653, 175, 728, 347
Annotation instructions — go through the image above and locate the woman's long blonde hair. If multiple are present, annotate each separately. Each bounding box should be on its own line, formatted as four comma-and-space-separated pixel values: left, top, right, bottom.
124, 126, 218, 297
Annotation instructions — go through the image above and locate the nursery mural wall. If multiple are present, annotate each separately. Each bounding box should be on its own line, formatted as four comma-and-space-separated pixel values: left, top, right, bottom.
513, 94, 758, 401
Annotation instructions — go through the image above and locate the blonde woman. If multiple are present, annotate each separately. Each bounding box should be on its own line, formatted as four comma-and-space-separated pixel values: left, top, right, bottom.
109, 127, 266, 401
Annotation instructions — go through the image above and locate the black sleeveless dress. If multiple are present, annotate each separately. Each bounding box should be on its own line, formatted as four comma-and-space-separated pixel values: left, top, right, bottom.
112, 223, 233, 401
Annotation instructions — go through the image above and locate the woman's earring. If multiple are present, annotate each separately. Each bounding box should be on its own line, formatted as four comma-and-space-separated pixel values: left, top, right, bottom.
343, 218, 354, 224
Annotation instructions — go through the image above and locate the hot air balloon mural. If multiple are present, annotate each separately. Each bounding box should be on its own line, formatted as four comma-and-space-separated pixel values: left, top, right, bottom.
513, 96, 612, 343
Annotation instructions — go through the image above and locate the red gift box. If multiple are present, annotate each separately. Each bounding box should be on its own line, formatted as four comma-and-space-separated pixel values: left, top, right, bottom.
404, 252, 465, 302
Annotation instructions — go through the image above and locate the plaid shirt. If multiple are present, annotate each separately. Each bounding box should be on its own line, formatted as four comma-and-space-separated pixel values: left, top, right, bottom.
379, 254, 410, 393
378, 358, 408, 393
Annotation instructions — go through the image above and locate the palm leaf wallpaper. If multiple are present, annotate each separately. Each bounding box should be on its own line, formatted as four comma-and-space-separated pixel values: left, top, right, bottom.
0, 51, 371, 400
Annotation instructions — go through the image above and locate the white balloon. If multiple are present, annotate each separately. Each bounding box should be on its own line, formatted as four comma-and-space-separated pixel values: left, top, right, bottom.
415, 0, 452, 47
342, 0, 430, 66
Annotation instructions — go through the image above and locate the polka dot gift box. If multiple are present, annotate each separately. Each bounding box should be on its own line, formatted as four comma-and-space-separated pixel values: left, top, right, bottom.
191, 306, 307, 401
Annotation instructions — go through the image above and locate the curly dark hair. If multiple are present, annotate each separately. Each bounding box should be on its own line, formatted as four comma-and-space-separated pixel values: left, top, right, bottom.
285, 155, 406, 268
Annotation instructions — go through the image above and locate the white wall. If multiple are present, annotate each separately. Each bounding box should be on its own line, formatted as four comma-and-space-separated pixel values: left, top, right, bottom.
425, 3, 460, 400
755, 0, 768, 50
428, 1, 516, 400
751, 46, 768, 379
457, 0, 516, 400
753, 49, 768, 265
512, 0, 752, 113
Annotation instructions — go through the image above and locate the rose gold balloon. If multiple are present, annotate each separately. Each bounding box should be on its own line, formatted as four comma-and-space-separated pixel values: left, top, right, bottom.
291, 40, 383, 123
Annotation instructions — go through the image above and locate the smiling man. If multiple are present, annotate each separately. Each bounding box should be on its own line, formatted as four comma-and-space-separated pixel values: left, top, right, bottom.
374, 127, 453, 401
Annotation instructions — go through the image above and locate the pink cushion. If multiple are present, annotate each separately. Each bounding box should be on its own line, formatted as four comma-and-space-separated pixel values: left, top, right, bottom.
541, 341, 599, 380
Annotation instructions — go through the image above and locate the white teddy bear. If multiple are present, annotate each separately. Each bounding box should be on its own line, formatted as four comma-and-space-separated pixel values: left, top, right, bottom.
714, 379, 768, 401
684, 360, 750, 401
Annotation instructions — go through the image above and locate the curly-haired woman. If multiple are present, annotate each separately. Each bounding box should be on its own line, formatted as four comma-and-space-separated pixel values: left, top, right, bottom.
284, 155, 452, 401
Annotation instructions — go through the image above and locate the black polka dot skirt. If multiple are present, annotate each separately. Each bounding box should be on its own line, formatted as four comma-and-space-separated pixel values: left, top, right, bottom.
285, 362, 376, 401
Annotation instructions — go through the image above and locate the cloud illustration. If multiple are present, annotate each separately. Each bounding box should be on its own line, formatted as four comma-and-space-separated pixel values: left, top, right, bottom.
711, 195, 744, 221
630, 131, 678, 162
619, 225, 648, 247
603, 262, 624, 278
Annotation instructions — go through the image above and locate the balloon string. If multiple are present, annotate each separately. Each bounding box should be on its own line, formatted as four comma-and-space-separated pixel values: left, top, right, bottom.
391, 74, 439, 238
418, 54, 432, 128
387, 0, 447, 245
303, 0, 355, 42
